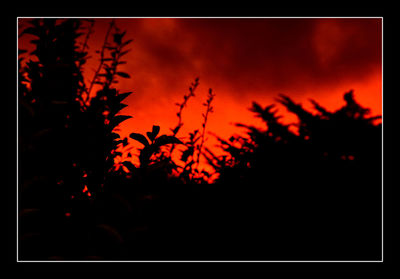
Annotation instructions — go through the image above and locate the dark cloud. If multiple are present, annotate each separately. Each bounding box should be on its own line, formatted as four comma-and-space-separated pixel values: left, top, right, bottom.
109, 18, 380, 93
84, 17, 382, 132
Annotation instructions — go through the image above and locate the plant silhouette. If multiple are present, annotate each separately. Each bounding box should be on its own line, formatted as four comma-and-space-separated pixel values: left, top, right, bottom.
202, 91, 382, 260
19, 18, 135, 259
130, 125, 183, 167
18, 19, 382, 261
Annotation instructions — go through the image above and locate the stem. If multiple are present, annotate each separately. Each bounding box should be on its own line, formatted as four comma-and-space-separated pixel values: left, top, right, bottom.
79, 20, 95, 71
86, 20, 115, 102
169, 78, 199, 155
195, 89, 215, 170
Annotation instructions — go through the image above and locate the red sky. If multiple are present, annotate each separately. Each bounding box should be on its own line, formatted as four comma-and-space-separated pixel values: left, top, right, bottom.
19, 18, 383, 172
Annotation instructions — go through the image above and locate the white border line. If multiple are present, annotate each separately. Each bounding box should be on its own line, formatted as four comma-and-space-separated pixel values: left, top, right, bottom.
16, 17, 19, 263
16, 16, 384, 263
18, 17, 383, 18
381, 16, 384, 263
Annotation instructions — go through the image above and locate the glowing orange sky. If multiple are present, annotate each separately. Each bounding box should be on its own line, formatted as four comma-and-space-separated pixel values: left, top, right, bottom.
18, 18, 382, 171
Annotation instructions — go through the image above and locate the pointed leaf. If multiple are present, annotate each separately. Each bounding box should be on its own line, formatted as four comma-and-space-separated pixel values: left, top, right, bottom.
108, 115, 132, 129
122, 39, 133, 47
117, 92, 133, 102
116, 72, 131, 78
130, 133, 149, 147
152, 125, 160, 138
146, 125, 161, 142
120, 49, 131, 57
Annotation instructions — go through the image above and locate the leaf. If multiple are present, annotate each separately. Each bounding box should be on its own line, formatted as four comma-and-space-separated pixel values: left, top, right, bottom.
120, 49, 131, 57
121, 39, 133, 47
152, 125, 160, 138
130, 133, 149, 147
146, 125, 160, 142
108, 115, 132, 130
171, 124, 182, 135
109, 103, 128, 117
113, 33, 123, 44
110, 132, 120, 140
116, 72, 131, 78
154, 135, 183, 148
122, 137, 128, 147
117, 92, 133, 103
146, 132, 153, 142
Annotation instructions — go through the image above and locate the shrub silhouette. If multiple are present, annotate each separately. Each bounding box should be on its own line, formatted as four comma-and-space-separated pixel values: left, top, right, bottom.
19, 19, 135, 259
202, 91, 382, 260
18, 19, 382, 261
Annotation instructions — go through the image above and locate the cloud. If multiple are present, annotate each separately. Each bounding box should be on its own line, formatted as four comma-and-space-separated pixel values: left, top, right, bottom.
104, 18, 381, 100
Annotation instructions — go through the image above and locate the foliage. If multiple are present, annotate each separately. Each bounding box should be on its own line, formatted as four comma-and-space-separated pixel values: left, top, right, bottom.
130, 125, 183, 167
201, 91, 382, 259
19, 19, 135, 259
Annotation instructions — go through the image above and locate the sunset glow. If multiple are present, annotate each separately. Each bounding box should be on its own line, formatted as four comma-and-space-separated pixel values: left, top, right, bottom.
19, 17, 382, 171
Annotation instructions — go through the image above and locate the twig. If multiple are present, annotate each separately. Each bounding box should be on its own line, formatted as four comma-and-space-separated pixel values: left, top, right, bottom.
86, 20, 115, 102
169, 78, 199, 155
195, 88, 215, 169
79, 20, 95, 70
